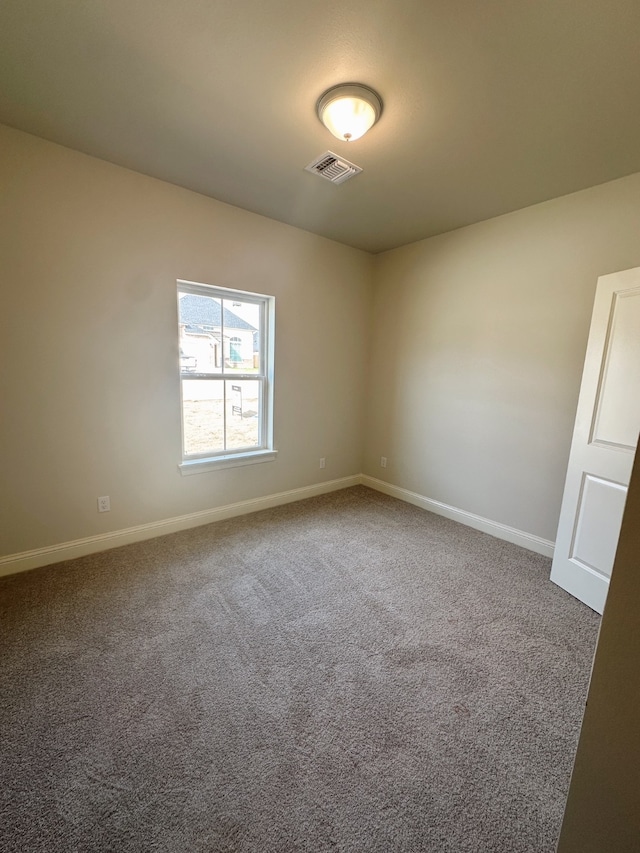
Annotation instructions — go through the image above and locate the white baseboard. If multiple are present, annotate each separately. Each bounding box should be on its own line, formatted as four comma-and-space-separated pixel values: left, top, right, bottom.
361, 475, 555, 558
0, 475, 361, 578
0, 472, 554, 579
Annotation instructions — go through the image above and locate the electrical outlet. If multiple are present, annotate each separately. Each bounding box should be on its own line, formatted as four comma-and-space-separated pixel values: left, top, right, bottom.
97, 496, 111, 513
380, 456, 387, 468
319, 457, 326, 469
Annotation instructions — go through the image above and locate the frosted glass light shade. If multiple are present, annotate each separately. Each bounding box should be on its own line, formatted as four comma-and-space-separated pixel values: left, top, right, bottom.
317, 84, 382, 142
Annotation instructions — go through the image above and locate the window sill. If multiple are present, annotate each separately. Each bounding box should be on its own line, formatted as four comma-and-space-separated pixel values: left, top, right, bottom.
179, 449, 278, 476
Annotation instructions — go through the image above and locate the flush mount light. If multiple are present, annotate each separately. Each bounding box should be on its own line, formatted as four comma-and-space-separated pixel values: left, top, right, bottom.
316, 83, 383, 142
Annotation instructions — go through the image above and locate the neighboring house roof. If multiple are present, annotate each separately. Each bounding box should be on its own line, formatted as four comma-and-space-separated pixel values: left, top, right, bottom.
179, 294, 256, 331
182, 328, 213, 339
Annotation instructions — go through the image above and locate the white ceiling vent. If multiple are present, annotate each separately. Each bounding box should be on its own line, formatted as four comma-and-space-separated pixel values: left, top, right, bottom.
304, 151, 362, 184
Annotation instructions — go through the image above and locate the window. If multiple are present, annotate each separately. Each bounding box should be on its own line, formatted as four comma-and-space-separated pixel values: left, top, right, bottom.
177, 280, 275, 473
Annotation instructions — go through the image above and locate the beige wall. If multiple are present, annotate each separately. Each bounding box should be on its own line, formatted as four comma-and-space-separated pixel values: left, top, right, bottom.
556, 443, 640, 852
0, 125, 372, 557
365, 174, 640, 541
3, 119, 640, 561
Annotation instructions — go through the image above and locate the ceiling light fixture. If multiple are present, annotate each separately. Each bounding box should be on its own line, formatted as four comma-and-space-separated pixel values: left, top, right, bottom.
316, 83, 383, 142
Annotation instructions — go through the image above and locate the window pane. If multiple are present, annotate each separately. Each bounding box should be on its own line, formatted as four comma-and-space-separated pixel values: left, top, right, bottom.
225, 380, 261, 449
182, 379, 225, 455
221, 299, 261, 374
178, 293, 223, 374
177, 281, 273, 465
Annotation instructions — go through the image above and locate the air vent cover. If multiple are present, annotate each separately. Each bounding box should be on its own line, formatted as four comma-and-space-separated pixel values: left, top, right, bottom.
304, 151, 362, 184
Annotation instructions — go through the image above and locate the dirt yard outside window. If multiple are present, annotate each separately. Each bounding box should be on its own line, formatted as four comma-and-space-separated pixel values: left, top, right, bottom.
182, 398, 260, 455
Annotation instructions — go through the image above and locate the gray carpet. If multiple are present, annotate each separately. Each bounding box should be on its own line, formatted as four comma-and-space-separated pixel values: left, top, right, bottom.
0, 486, 599, 852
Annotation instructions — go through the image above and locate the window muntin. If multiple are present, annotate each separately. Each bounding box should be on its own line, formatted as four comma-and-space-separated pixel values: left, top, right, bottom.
177, 281, 274, 464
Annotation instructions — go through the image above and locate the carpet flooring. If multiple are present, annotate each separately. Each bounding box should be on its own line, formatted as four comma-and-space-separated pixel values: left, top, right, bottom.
0, 486, 600, 852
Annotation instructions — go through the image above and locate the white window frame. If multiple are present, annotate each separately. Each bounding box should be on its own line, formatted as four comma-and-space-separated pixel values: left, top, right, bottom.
177, 280, 276, 475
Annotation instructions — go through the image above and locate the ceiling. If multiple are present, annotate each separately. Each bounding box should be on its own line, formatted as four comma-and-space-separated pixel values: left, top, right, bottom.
2, 0, 640, 254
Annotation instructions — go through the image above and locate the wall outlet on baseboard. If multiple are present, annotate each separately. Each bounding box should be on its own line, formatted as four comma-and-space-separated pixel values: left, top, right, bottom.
97, 496, 111, 513
319, 457, 326, 469
380, 457, 387, 468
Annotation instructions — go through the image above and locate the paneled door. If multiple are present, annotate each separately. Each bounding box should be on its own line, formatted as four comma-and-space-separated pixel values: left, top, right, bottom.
551, 267, 640, 614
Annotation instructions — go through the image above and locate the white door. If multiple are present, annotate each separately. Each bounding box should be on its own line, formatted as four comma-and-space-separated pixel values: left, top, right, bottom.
551, 267, 640, 614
